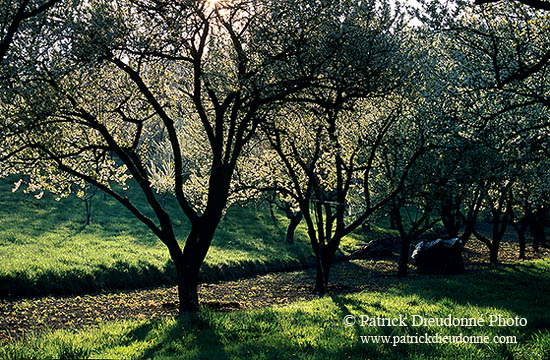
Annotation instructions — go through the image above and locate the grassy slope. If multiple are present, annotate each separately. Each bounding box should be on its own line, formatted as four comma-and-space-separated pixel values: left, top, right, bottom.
0, 179, 320, 296
2, 260, 548, 360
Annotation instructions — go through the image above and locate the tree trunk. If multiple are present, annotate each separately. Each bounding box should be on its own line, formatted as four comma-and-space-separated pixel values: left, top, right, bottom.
460, 222, 475, 246
537, 208, 547, 248
84, 198, 92, 226
397, 236, 411, 277
392, 200, 411, 277
389, 211, 397, 230
518, 228, 526, 260
460, 192, 482, 246
533, 230, 540, 252
269, 202, 276, 219
442, 220, 459, 238
530, 215, 543, 252
314, 246, 332, 294
529, 207, 549, 251
489, 243, 499, 266
441, 201, 460, 238
314, 255, 330, 294
285, 212, 302, 244
177, 263, 200, 312
177, 212, 223, 313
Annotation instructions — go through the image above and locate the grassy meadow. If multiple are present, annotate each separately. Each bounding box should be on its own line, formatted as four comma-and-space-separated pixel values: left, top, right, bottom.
0, 176, 399, 297
1, 260, 548, 360
0, 178, 323, 296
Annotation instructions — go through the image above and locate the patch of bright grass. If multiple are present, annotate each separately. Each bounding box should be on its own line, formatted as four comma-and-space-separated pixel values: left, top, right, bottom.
2, 260, 548, 359
0, 179, 316, 296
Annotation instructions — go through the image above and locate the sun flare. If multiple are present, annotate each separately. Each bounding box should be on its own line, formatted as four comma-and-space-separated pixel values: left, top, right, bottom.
206, 0, 219, 11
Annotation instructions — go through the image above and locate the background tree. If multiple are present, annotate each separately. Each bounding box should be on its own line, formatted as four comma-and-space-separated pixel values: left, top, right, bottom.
384, 152, 440, 277
416, 1, 550, 262
267, 195, 302, 245
260, 8, 459, 291
418, 0, 550, 113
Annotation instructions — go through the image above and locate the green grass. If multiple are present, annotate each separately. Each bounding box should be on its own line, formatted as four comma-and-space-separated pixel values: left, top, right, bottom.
0, 178, 322, 296
0, 178, 388, 297
2, 260, 549, 359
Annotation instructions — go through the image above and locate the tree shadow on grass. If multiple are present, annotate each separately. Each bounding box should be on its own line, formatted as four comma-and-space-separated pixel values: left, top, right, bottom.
115, 305, 395, 360
333, 255, 549, 320
329, 295, 408, 360
110, 313, 230, 360
326, 261, 550, 359
372, 261, 550, 329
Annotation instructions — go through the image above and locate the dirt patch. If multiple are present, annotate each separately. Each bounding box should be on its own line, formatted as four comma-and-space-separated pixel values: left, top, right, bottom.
0, 259, 394, 342
204, 301, 242, 312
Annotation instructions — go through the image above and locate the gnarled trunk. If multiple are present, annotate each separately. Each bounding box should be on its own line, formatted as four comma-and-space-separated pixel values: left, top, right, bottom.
518, 229, 526, 260
532, 207, 548, 250
389, 210, 397, 230
460, 191, 482, 246
314, 246, 332, 294
286, 212, 302, 244
530, 215, 544, 252
441, 196, 461, 238
176, 211, 223, 313
460, 223, 474, 245
84, 197, 92, 226
489, 242, 499, 267
397, 236, 411, 277
177, 263, 200, 312
513, 217, 529, 260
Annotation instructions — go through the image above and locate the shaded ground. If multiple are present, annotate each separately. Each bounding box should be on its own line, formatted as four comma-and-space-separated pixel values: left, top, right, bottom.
461, 222, 549, 266
1, 233, 548, 343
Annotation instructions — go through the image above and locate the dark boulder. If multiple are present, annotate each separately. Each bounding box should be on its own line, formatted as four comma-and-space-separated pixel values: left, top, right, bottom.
350, 237, 399, 259
412, 238, 465, 274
